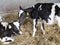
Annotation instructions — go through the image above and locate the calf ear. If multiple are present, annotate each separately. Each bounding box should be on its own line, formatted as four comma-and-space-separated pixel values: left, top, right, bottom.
32, 5, 35, 8
19, 6, 23, 10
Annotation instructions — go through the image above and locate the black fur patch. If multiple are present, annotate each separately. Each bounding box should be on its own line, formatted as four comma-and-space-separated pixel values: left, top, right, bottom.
30, 3, 54, 22
55, 5, 60, 16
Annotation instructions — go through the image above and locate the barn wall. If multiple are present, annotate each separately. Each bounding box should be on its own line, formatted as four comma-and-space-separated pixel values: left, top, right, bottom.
0, 0, 60, 15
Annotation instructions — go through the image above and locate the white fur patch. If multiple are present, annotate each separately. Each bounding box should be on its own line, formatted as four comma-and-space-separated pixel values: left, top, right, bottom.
55, 15, 60, 27
13, 22, 19, 30
19, 31, 22, 34
39, 5, 42, 10
19, 10, 24, 17
55, 3, 60, 8
47, 4, 56, 25
13, 21, 22, 34
1, 22, 8, 29
32, 19, 37, 37
0, 36, 14, 44
41, 22, 45, 35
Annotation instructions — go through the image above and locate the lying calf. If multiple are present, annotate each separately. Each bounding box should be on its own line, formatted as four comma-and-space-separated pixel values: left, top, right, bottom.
0, 20, 22, 44
0, 22, 14, 44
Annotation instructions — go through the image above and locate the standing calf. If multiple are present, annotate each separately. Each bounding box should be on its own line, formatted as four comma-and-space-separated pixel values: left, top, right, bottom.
18, 3, 60, 37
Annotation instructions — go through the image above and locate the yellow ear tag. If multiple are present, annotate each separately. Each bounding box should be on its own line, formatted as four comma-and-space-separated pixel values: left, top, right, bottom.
27, 12, 29, 16
8, 25, 12, 29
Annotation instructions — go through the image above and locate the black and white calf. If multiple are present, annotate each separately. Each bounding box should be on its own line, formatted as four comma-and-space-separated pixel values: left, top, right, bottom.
0, 20, 22, 44
0, 22, 14, 44
18, 3, 60, 37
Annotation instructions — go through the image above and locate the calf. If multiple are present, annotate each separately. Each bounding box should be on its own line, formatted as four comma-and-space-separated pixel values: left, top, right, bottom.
0, 20, 22, 44
18, 3, 60, 37
0, 22, 14, 44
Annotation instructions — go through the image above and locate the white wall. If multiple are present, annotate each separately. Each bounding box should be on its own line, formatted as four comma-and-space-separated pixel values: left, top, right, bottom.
0, 0, 60, 13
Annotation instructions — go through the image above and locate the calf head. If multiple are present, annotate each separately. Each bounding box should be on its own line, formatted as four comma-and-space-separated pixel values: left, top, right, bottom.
8, 21, 22, 35
18, 6, 34, 24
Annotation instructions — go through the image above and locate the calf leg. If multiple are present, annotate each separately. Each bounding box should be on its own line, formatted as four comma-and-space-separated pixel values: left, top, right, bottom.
41, 20, 45, 35
32, 19, 38, 37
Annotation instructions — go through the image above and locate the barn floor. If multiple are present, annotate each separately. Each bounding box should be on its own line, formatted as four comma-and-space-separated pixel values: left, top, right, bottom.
0, 13, 60, 45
